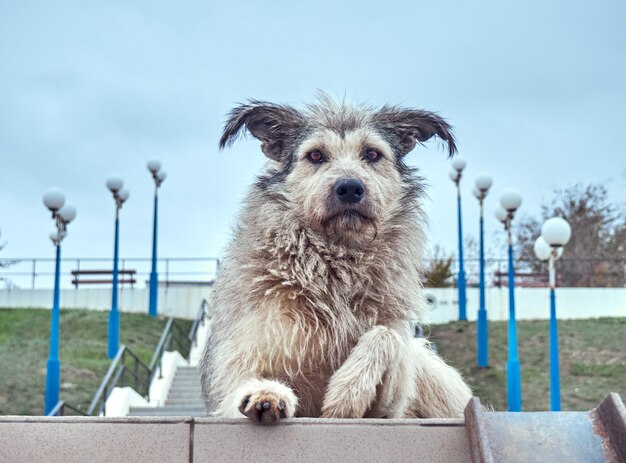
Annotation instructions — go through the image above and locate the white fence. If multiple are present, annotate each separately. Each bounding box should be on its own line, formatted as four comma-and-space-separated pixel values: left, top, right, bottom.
0, 285, 212, 319
422, 287, 626, 324
0, 286, 624, 323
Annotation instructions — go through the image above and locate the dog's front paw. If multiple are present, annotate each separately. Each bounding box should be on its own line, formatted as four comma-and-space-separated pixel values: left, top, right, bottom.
320, 403, 345, 419
320, 374, 371, 418
320, 399, 361, 419
238, 392, 288, 424
236, 380, 297, 424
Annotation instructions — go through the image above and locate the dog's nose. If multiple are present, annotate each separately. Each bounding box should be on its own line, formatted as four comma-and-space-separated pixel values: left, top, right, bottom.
334, 178, 365, 204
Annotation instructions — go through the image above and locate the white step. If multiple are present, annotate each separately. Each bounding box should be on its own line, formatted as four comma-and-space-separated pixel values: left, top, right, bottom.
129, 405, 206, 417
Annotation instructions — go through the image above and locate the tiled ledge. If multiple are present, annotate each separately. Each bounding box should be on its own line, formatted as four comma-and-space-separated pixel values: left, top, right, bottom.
0, 416, 469, 463
5, 394, 623, 462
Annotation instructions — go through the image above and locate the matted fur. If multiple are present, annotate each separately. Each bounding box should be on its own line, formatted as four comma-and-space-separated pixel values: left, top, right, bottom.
200, 96, 471, 422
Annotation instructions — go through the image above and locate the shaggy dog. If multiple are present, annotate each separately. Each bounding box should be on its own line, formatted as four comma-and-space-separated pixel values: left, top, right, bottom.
200, 96, 472, 424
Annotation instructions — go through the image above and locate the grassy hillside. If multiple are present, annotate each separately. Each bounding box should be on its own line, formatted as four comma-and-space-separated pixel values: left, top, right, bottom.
0, 309, 623, 415
0, 309, 191, 416
430, 318, 626, 411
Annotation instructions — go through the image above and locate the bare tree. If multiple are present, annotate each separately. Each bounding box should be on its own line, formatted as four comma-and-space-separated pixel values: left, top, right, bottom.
515, 184, 626, 287
423, 244, 455, 287
0, 230, 18, 288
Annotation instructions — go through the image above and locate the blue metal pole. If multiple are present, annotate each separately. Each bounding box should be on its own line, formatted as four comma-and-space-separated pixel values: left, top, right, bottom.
506, 239, 522, 411
44, 243, 62, 415
477, 203, 488, 367
549, 286, 561, 411
108, 211, 120, 359
148, 190, 158, 317
456, 185, 467, 321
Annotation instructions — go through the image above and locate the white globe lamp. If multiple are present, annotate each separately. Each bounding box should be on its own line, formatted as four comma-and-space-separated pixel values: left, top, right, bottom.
147, 159, 162, 174
475, 173, 493, 193
533, 236, 551, 261
451, 156, 466, 172
43, 188, 66, 212
58, 203, 77, 223
500, 189, 522, 212
106, 175, 124, 193
495, 207, 508, 223
542, 217, 572, 247
118, 189, 130, 203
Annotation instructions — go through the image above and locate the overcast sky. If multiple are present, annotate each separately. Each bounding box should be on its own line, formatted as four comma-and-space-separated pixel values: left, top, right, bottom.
1, 1, 625, 285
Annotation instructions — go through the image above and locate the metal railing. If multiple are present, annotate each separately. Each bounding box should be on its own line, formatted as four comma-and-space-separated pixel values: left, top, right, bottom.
188, 299, 211, 355
2, 256, 623, 290
429, 257, 626, 288
47, 298, 209, 416
148, 318, 192, 384
0, 257, 220, 289
86, 345, 152, 416
47, 400, 87, 417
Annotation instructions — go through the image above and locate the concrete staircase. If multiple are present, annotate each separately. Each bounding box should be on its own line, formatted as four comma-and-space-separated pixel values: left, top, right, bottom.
129, 366, 206, 417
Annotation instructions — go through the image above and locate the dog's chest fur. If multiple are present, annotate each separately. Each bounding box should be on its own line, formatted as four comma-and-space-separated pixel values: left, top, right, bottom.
209, 196, 422, 415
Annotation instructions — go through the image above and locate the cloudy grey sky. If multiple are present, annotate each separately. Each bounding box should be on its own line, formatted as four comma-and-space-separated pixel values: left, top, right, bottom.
1, 1, 625, 284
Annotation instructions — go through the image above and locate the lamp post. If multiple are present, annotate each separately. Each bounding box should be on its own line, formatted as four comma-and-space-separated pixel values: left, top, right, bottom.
43, 188, 77, 414
473, 173, 493, 368
496, 188, 523, 411
106, 175, 129, 359
534, 217, 571, 411
449, 156, 467, 321
147, 160, 166, 317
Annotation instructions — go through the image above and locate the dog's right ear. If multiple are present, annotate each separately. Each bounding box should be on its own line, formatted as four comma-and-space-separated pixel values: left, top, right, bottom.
219, 101, 305, 161
373, 106, 457, 158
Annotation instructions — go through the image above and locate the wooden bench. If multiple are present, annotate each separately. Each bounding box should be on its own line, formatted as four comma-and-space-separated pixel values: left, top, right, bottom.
71, 269, 137, 288
493, 271, 561, 288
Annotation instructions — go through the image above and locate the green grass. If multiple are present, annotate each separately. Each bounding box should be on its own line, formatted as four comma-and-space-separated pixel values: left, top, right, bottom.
1, 309, 624, 415
0, 309, 191, 416
429, 318, 626, 411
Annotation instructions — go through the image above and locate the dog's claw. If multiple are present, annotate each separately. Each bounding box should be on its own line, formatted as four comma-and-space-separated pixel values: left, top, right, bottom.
279, 400, 287, 418
238, 395, 252, 415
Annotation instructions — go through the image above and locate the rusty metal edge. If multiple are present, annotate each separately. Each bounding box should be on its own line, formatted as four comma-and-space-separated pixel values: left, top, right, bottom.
595, 393, 626, 463
464, 397, 495, 463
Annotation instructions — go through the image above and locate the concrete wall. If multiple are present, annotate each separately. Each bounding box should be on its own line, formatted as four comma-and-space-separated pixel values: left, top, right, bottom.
0, 286, 624, 323
422, 287, 626, 324
0, 286, 212, 319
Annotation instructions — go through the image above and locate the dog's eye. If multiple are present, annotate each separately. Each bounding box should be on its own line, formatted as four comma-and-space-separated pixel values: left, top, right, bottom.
307, 150, 325, 164
364, 148, 382, 163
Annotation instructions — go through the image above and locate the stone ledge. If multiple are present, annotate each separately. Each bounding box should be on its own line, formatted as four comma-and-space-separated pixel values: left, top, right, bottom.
4, 395, 623, 462
0, 416, 469, 463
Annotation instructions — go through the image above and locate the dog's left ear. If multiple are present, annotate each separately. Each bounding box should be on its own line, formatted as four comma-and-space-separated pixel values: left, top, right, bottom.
373, 107, 457, 157
219, 101, 305, 161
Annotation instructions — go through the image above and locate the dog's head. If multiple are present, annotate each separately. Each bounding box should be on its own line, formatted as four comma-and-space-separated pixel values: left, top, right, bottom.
220, 96, 456, 245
